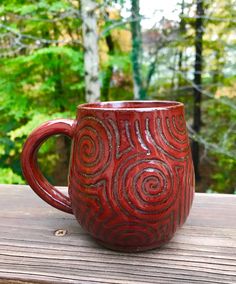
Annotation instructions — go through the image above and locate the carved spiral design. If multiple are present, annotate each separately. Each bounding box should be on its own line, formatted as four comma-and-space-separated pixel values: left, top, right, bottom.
157, 117, 189, 153
78, 128, 102, 168
75, 116, 112, 177
70, 112, 194, 252
113, 158, 175, 220
172, 114, 186, 134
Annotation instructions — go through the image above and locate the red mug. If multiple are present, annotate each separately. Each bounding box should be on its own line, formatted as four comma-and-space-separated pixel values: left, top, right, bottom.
21, 101, 195, 252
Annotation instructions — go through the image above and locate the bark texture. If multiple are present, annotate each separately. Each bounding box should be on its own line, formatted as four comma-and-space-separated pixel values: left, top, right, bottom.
81, 0, 100, 102
192, 0, 204, 181
130, 0, 146, 100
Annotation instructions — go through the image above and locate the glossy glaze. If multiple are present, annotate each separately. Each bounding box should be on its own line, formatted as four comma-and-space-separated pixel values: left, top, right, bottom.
21, 101, 195, 252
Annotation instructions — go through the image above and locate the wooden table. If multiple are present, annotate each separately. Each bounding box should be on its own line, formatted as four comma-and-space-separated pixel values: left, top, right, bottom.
0, 185, 235, 284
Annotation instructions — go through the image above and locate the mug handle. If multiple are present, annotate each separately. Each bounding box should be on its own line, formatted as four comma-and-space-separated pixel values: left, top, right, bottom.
21, 119, 76, 214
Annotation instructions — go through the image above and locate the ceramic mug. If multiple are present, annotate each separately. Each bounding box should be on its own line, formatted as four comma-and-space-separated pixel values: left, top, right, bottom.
21, 101, 195, 252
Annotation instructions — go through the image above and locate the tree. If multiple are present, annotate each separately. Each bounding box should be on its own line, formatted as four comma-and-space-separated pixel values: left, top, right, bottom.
0, 0, 85, 185
192, 0, 204, 181
177, 0, 186, 88
0, 0, 236, 194
81, 0, 101, 102
101, 11, 115, 101
130, 0, 146, 99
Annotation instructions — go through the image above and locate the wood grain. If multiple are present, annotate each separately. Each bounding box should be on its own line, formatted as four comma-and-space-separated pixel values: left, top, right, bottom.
0, 185, 235, 284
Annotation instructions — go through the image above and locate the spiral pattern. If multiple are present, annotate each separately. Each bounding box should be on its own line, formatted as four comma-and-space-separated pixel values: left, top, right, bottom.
172, 114, 186, 134
111, 157, 178, 221
70, 111, 194, 252
74, 116, 112, 177
157, 117, 189, 153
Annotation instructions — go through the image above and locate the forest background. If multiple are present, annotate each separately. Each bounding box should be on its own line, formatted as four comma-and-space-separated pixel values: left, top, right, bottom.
0, 0, 235, 194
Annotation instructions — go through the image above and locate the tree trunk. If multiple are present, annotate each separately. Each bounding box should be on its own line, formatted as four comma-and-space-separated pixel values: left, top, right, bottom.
81, 0, 100, 102
192, 0, 204, 181
171, 50, 178, 92
101, 15, 115, 101
130, 0, 146, 100
177, 0, 186, 88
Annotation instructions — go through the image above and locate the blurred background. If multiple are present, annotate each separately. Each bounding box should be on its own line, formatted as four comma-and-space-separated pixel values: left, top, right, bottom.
0, 0, 235, 193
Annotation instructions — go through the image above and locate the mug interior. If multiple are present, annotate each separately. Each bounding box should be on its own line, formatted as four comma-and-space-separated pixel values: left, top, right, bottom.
78, 100, 183, 111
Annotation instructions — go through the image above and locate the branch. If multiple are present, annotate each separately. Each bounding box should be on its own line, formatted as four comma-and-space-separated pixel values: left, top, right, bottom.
0, 23, 82, 45
10, 8, 81, 23
181, 14, 236, 24
0, 23, 83, 57
187, 124, 236, 159
168, 67, 236, 110
99, 15, 144, 38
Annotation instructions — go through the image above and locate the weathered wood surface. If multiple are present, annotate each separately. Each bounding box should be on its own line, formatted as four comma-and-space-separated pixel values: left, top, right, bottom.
0, 185, 235, 284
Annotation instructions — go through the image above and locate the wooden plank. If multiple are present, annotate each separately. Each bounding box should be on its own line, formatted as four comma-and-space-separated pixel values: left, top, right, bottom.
0, 185, 235, 284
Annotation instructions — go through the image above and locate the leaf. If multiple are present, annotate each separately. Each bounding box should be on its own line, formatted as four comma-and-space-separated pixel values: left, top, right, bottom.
0, 168, 25, 184
8, 111, 72, 141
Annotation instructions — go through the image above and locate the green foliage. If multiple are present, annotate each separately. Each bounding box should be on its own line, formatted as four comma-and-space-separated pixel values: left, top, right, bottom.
0, 168, 25, 184
211, 156, 236, 193
0, 0, 84, 183
108, 53, 132, 73
0, 0, 235, 194
148, 0, 236, 193
202, 97, 236, 193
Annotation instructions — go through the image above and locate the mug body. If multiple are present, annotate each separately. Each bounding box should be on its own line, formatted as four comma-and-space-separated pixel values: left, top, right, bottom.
69, 101, 195, 252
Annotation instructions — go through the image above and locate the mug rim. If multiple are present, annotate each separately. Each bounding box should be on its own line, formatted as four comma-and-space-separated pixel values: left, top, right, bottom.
77, 100, 184, 112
